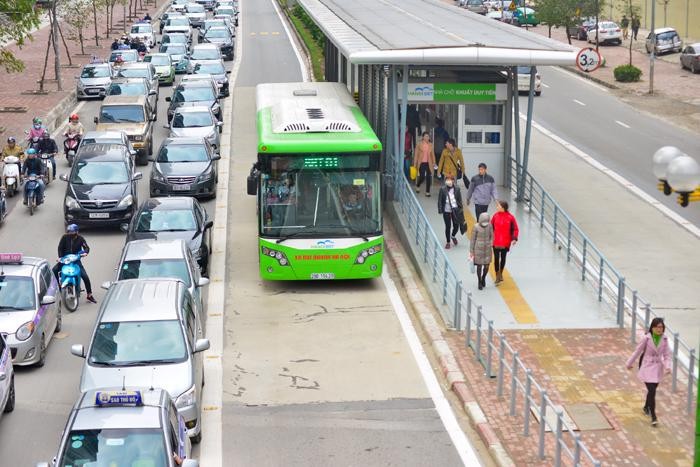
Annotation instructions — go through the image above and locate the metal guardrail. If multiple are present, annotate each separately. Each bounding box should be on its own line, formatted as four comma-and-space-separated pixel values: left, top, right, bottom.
392, 162, 602, 466
510, 160, 697, 415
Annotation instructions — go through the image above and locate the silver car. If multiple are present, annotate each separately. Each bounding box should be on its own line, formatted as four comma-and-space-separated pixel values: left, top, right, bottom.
0, 254, 60, 367
0, 333, 15, 417
189, 43, 223, 61
185, 2, 206, 28
36, 387, 199, 467
115, 63, 159, 101
189, 59, 230, 97
76, 62, 113, 100
72, 279, 209, 442
107, 238, 209, 315
168, 105, 222, 150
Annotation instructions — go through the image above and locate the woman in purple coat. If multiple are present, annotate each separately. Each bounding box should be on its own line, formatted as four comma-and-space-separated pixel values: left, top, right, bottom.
626, 317, 671, 426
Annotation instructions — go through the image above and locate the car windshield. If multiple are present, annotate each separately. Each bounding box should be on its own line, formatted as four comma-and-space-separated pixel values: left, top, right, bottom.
58, 429, 167, 467
173, 111, 213, 128
88, 320, 187, 365
136, 208, 198, 232
600, 22, 617, 28
217, 7, 234, 15
110, 50, 137, 62
206, 29, 229, 39
191, 48, 220, 60
131, 24, 152, 33
163, 34, 188, 44
71, 161, 130, 184
157, 144, 209, 162
187, 4, 205, 12
117, 68, 150, 80
657, 31, 678, 40
99, 105, 145, 123
107, 82, 147, 97
118, 259, 191, 286
145, 55, 170, 66
0, 276, 36, 311
193, 62, 225, 74
260, 154, 382, 237
81, 66, 110, 78
168, 17, 190, 26
161, 44, 187, 55
173, 86, 215, 102
205, 21, 226, 30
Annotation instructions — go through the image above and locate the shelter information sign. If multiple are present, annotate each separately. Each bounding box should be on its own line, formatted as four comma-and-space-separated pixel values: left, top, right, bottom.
405, 83, 507, 102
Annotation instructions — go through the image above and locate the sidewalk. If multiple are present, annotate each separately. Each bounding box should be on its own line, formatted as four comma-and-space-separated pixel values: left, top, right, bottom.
0, 1, 164, 139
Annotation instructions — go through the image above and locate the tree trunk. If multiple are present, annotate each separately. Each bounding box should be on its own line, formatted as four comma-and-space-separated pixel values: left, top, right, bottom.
548, 25, 552, 38
105, 2, 111, 35
39, 28, 53, 93
92, 0, 100, 45
57, 21, 73, 66
50, 5, 63, 91
78, 28, 85, 55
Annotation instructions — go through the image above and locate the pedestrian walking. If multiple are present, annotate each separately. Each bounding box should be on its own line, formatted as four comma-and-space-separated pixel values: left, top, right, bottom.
626, 317, 671, 426
433, 117, 449, 175
490, 200, 518, 285
469, 212, 493, 290
437, 138, 465, 183
403, 127, 414, 180
620, 15, 629, 40
414, 131, 436, 197
466, 162, 497, 219
631, 15, 640, 40
437, 175, 465, 249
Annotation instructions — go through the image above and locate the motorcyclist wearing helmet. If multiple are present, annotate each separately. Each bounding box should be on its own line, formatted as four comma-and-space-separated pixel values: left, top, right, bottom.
111, 38, 120, 51
1, 137, 24, 187
135, 40, 148, 55
37, 129, 58, 178
66, 114, 84, 138
22, 149, 45, 205
52, 224, 97, 304
26, 117, 46, 143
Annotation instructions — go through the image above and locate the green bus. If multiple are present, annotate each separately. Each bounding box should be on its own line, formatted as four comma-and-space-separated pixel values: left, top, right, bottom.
248, 82, 383, 280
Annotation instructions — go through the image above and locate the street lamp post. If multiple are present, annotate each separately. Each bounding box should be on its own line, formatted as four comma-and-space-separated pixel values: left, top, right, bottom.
652, 146, 700, 207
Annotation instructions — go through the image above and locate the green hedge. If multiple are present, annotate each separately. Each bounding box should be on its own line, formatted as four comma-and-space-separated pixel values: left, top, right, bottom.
614, 64, 642, 82
292, 4, 325, 50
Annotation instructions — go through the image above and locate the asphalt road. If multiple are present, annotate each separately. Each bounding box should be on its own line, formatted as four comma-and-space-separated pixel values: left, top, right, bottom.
523, 67, 700, 227
0, 23, 220, 467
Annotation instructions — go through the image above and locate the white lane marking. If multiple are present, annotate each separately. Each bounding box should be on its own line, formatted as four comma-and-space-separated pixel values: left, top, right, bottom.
269, 0, 309, 82
550, 66, 610, 92
520, 114, 700, 239
615, 120, 630, 129
573, 99, 586, 106
541, 83, 550, 88
381, 271, 482, 467
199, 2, 244, 465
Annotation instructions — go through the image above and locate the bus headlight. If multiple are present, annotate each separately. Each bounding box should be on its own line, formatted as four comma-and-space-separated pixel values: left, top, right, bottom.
261, 246, 289, 267
355, 243, 382, 264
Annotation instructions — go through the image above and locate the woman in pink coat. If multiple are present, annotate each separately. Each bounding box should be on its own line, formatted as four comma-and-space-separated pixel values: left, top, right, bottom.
626, 317, 671, 426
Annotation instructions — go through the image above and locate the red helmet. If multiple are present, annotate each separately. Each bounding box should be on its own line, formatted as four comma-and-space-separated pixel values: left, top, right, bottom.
69, 114, 79, 122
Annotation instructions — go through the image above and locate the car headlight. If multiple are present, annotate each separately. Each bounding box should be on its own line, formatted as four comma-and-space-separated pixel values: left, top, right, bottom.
16, 321, 35, 341
117, 194, 133, 208
65, 195, 80, 210
197, 165, 214, 182
151, 170, 166, 182
355, 243, 382, 264
77, 81, 85, 89
175, 385, 196, 408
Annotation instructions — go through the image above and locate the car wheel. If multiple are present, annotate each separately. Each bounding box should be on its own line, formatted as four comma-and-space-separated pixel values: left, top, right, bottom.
535, 91, 541, 96
3, 378, 14, 413
35, 334, 47, 368
692, 62, 698, 74
191, 429, 202, 445
55, 302, 62, 333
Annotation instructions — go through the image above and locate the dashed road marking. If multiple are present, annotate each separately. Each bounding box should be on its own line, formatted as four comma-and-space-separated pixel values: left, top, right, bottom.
573, 99, 586, 106
615, 120, 630, 128
542, 83, 550, 88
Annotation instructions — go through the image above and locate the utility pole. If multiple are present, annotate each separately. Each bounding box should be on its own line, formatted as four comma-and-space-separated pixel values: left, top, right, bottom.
595, 0, 599, 53
649, 0, 655, 94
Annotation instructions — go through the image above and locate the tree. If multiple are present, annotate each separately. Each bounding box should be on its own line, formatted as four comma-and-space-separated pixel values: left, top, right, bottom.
0, 0, 40, 72
532, 0, 604, 45
59, 0, 95, 55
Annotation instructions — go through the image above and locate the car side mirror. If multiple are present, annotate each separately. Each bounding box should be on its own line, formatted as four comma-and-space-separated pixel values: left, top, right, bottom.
71, 344, 86, 358
204, 219, 214, 229
165, 96, 172, 101
133, 172, 143, 181
149, 89, 157, 95
41, 295, 56, 305
182, 460, 199, 467
226, 70, 231, 74
0, 372, 6, 382
93, 116, 99, 124
197, 277, 210, 287
216, 121, 223, 127
194, 338, 210, 353
130, 149, 137, 156
101, 281, 112, 290
120, 223, 129, 232
59, 174, 68, 181
211, 154, 221, 161
247, 174, 257, 196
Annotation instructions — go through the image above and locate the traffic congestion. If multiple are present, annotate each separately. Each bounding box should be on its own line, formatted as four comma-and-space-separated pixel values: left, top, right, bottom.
0, 1, 238, 465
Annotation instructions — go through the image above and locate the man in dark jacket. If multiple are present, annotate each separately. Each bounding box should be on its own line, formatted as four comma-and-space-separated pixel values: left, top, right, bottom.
52, 224, 97, 303
22, 149, 45, 205
466, 162, 498, 219
36, 130, 58, 178
111, 38, 120, 50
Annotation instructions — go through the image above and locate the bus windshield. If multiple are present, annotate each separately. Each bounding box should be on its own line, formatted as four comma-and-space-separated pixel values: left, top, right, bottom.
259, 154, 381, 238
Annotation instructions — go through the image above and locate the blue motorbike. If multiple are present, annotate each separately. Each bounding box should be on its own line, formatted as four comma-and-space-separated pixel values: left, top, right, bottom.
59, 250, 86, 312
24, 174, 43, 216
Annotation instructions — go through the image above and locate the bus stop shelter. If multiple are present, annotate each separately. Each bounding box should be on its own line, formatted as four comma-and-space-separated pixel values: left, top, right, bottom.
295, 0, 576, 197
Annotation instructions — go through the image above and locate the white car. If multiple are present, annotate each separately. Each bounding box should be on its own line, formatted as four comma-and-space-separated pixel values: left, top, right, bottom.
587, 21, 622, 45
516, 66, 542, 96
0, 333, 15, 418
129, 21, 156, 47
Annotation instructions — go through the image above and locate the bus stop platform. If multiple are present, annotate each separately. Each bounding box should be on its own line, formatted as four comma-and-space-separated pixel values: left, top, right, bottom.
402, 183, 695, 465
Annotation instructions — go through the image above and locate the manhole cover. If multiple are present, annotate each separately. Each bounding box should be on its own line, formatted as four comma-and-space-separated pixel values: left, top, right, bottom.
566, 403, 613, 431
530, 404, 577, 432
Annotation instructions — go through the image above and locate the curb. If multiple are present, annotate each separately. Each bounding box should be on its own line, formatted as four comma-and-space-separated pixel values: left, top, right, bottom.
561, 65, 619, 89
384, 235, 515, 467
276, 1, 315, 81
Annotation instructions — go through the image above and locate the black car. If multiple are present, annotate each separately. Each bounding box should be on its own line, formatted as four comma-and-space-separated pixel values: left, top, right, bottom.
123, 197, 214, 275
166, 81, 221, 122
150, 137, 220, 199
61, 144, 142, 227
201, 26, 234, 61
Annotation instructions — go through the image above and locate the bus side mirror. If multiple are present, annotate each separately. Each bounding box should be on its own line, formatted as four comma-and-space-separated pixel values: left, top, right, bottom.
247, 174, 257, 196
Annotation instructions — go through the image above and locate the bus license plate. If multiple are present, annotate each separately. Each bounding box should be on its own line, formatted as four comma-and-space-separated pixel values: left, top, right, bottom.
310, 273, 335, 280
89, 212, 109, 219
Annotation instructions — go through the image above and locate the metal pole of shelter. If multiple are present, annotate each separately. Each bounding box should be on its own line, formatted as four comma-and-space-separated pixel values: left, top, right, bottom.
518, 67, 536, 201
512, 67, 521, 195
389, 66, 400, 183
398, 65, 409, 179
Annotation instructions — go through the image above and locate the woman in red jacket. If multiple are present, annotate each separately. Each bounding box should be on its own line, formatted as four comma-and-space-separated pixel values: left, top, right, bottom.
490, 200, 519, 284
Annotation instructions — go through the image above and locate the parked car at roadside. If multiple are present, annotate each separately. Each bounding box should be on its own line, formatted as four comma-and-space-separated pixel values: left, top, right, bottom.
567, 17, 596, 40
462, 0, 487, 15
646, 27, 682, 55
587, 21, 622, 45
680, 43, 700, 73
511, 7, 539, 26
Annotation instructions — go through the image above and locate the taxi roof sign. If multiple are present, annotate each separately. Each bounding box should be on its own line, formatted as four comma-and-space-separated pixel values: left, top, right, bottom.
95, 390, 144, 407
0, 253, 23, 264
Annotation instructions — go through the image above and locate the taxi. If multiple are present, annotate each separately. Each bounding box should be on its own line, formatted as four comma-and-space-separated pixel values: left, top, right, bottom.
0, 333, 15, 418
37, 388, 199, 467
0, 253, 61, 367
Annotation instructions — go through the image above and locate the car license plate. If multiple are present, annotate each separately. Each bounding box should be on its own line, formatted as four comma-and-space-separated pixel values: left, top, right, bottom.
310, 273, 335, 280
86, 89, 99, 95
173, 184, 191, 191
89, 212, 110, 219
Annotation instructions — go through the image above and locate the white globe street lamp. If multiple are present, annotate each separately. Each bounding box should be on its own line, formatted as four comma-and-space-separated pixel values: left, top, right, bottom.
652, 146, 685, 195
667, 155, 700, 207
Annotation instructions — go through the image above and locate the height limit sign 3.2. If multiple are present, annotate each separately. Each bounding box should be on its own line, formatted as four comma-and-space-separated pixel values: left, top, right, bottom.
576, 48, 602, 73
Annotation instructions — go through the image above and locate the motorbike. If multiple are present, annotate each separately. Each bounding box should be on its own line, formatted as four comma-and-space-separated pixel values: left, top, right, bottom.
59, 250, 86, 312
39, 152, 55, 185
24, 174, 43, 216
63, 134, 80, 167
2, 155, 21, 197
